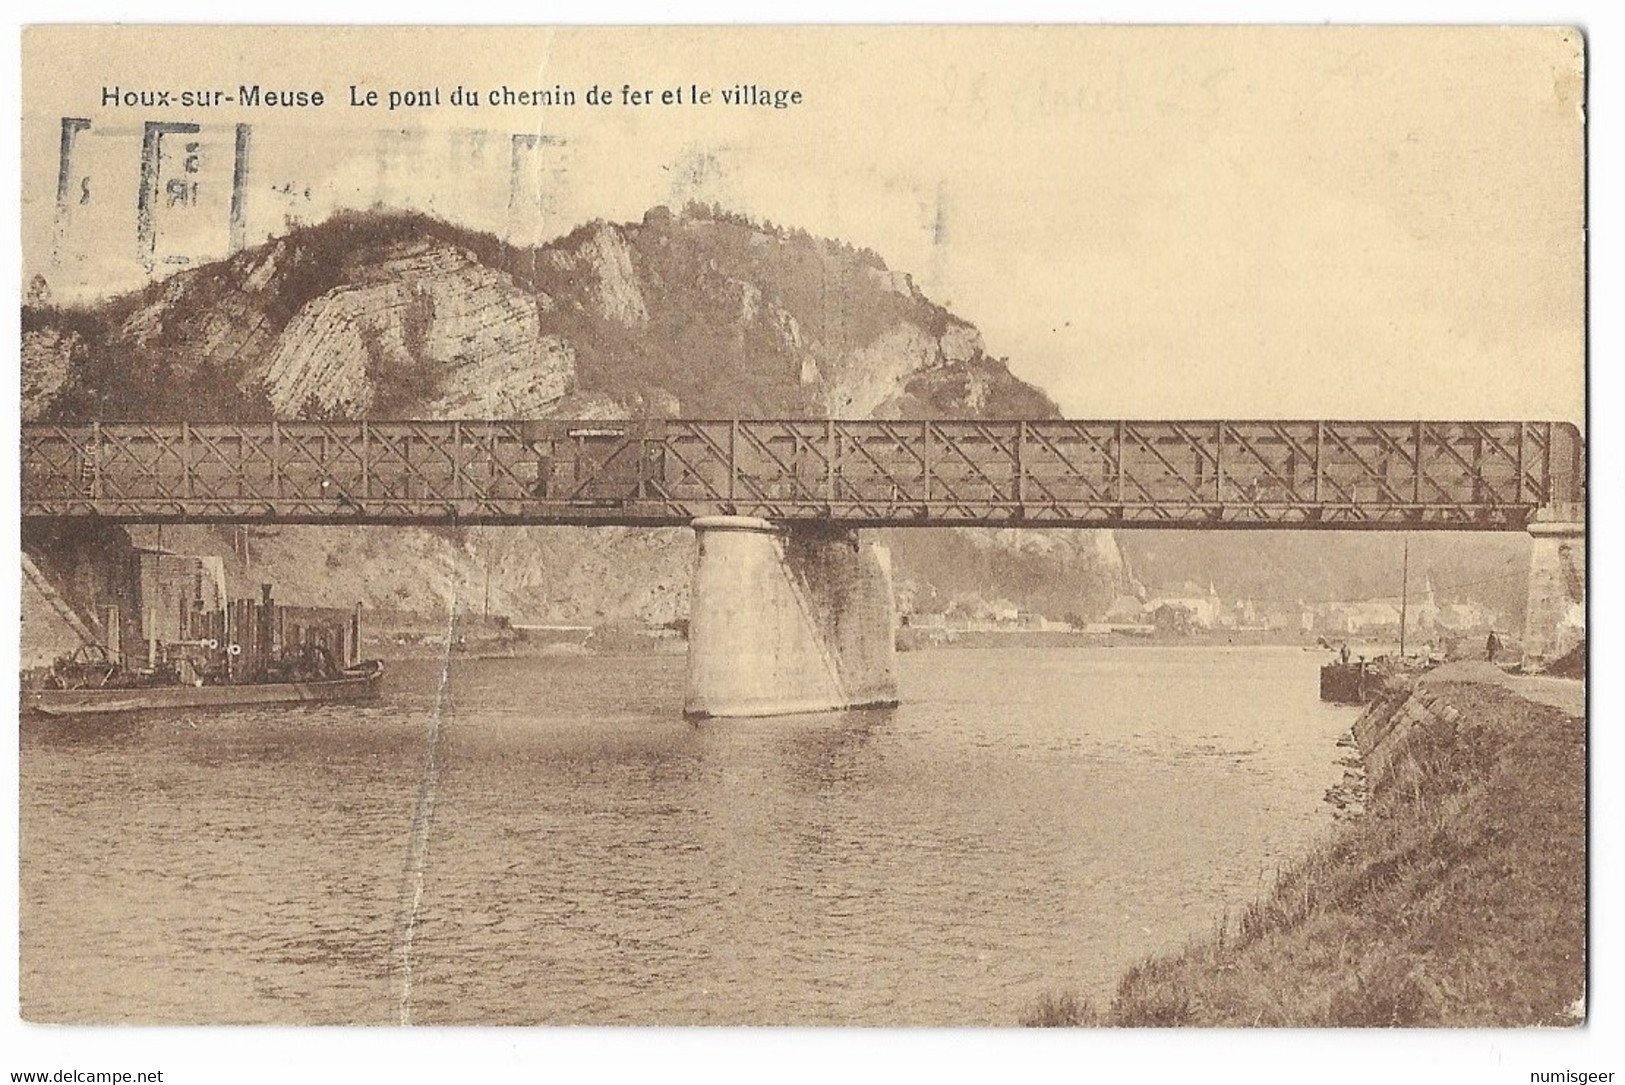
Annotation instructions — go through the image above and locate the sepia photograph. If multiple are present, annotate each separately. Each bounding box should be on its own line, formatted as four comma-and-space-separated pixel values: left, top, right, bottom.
5, 14, 1604, 1082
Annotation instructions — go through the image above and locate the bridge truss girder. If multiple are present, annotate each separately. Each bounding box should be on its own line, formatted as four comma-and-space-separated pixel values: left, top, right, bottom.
20, 418, 1584, 530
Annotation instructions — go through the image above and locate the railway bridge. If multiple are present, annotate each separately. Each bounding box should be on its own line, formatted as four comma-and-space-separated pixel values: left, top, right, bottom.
21, 418, 1585, 716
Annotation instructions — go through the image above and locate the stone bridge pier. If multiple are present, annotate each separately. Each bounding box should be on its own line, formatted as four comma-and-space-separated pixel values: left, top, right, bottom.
1523, 516, 1586, 670
684, 516, 899, 718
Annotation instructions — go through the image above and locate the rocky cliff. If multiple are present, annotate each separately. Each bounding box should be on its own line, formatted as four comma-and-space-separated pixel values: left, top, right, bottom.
22, 205, 1123, 626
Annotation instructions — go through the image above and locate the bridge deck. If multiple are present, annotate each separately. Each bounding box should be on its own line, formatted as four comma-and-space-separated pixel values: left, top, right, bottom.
21, 419, 1583, 530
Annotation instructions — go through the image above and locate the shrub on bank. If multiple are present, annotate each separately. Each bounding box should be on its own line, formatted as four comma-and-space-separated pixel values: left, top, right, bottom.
1019, 990, 1100, 1027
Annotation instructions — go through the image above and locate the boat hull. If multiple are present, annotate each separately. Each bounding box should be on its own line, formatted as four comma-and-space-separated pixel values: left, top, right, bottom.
1320, 661, 1378, 704
1319, 659, 1416, 704
30, 663, 383, 717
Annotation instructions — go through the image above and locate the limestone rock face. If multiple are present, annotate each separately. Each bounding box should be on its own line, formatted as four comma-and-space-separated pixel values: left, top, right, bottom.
114, 247, 286, 404
254, 287, 377, 416
133, 521, 696, 628
810, 318, 996, 418
428, 335, 576, 419
819, 324, 942, 417
865, 266, 918, 297
548, 223, 650, 327
774, 305, 806, 353
21, 328, 77, 421
939, 323, 983, 365
254, 244, 571, 418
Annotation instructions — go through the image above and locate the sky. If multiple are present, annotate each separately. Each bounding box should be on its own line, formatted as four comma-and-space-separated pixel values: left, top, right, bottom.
21, 26, 1583, 423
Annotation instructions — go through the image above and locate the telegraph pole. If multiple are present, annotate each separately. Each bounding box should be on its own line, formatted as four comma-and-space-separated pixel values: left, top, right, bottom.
1398, 537, 1410, 658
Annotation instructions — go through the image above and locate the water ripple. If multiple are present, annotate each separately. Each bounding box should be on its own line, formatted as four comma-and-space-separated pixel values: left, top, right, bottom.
21, 646, 1356, 1025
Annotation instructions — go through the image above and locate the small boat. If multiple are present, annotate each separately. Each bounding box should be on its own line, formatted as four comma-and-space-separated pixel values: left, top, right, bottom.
30, 648, 383, 717
1319, 538, 1421, 705
1320, 654, 1438, 704
1319, 659, 1386, 704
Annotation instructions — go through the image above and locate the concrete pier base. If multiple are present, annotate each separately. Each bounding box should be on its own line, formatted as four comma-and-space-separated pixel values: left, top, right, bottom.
684, 516, 899, 719
1522, 521, 1585, 669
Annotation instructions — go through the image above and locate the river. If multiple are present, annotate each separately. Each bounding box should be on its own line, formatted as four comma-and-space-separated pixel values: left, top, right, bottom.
19, 645, 1357, 1025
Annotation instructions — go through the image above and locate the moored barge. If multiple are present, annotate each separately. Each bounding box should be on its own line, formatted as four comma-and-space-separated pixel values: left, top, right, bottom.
28, 583, 383, 717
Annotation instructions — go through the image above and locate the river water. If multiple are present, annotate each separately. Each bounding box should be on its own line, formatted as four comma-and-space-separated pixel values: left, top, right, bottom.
20, 645, 1357, 1025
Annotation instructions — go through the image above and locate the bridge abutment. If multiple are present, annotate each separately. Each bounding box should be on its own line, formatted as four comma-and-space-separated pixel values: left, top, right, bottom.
21, 520, 144, 672
684, 516, 899, 719
1522, 520, 1585, 670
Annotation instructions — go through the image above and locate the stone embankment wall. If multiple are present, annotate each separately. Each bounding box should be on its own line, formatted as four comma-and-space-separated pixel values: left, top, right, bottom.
1351, 682, 1466, 784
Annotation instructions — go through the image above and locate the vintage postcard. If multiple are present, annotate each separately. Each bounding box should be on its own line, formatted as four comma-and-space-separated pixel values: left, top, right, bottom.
11, 19, 1589, 1074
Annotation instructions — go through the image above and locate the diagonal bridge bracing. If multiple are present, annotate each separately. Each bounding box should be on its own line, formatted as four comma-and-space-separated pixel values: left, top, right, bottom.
20, 419, 1584, 530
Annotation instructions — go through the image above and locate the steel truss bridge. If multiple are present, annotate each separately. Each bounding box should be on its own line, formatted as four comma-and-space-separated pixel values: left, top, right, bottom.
20, 419, 1584, 530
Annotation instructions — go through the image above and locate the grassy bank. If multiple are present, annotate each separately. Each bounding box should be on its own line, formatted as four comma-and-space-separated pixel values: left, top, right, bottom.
1027, 679, 1585, 1026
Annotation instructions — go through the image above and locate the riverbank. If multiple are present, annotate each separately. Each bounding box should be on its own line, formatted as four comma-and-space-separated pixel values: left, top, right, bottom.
899, 627, 1319, 651
1027, 663, 1586, 1026
362, 616, 686, 661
